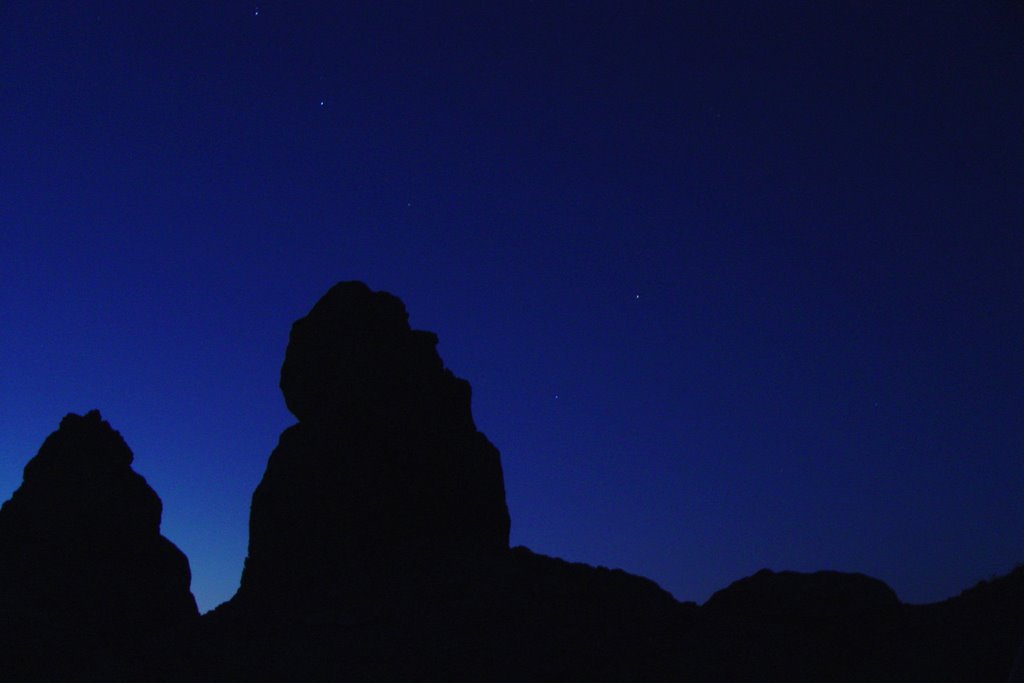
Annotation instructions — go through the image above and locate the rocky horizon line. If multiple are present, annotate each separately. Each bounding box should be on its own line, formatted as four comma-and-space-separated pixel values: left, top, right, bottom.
2, 281, 1021, 680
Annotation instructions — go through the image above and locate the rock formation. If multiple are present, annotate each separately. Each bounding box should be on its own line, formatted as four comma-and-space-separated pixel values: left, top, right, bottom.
5, 282, 1024, 680
690, 569, 903, 679
704, 568, 901, 620
202, 281, 691, 678
0, 410, 198, 679
198, 281, 1024, 680
231, 281, 510, 616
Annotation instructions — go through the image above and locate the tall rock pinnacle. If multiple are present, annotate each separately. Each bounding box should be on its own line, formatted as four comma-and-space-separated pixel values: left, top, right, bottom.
236, 281, 510, 609
0, 410, 198, 677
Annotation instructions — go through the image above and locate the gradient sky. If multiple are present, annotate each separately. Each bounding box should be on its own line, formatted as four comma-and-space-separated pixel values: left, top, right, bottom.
2, 2, 1022, 613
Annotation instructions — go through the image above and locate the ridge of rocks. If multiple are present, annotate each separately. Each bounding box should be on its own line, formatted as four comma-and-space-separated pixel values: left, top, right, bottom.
3, 282, 1022, 680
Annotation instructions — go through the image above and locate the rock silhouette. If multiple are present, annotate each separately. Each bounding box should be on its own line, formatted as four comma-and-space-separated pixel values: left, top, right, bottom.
704, 568, 901, 620
232, 281, 510, 617
3, 282, 1023, 680
0, 410, 198, 679
203, 281, 689, 678
690, 569, 904, 679
687, 566, 1024, 681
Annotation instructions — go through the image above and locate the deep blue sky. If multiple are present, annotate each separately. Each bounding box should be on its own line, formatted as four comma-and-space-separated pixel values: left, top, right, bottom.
2, 1, 1022, 613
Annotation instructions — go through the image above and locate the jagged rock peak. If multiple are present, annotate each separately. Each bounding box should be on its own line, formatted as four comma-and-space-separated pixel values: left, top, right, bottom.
3, 409, 166, 537
29, 409, 132, 470
0, 411, 198, 677
280, 280, 472, 429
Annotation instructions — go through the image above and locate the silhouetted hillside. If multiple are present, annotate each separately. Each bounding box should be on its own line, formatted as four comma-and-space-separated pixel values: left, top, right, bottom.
1, 282, 1021, 680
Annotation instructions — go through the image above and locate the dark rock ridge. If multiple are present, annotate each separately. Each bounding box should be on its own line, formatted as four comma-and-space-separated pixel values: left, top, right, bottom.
704, 568, 901, 620
199, 281, 1024, 680
686, 566, 1024, 681
4, 282, 1024, 680
0, 410, 198, 679
688, 569, 905, 680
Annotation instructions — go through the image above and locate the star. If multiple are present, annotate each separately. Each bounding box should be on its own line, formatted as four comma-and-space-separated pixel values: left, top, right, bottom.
254, 7, 259, 16
319, 100, 325, 107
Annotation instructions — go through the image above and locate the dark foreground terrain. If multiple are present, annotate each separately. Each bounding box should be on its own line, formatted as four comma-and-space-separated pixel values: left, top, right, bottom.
2, 282, 1021, 680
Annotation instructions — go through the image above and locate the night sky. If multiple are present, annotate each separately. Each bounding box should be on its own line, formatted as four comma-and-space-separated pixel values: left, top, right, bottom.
2, 2, 1022, 614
